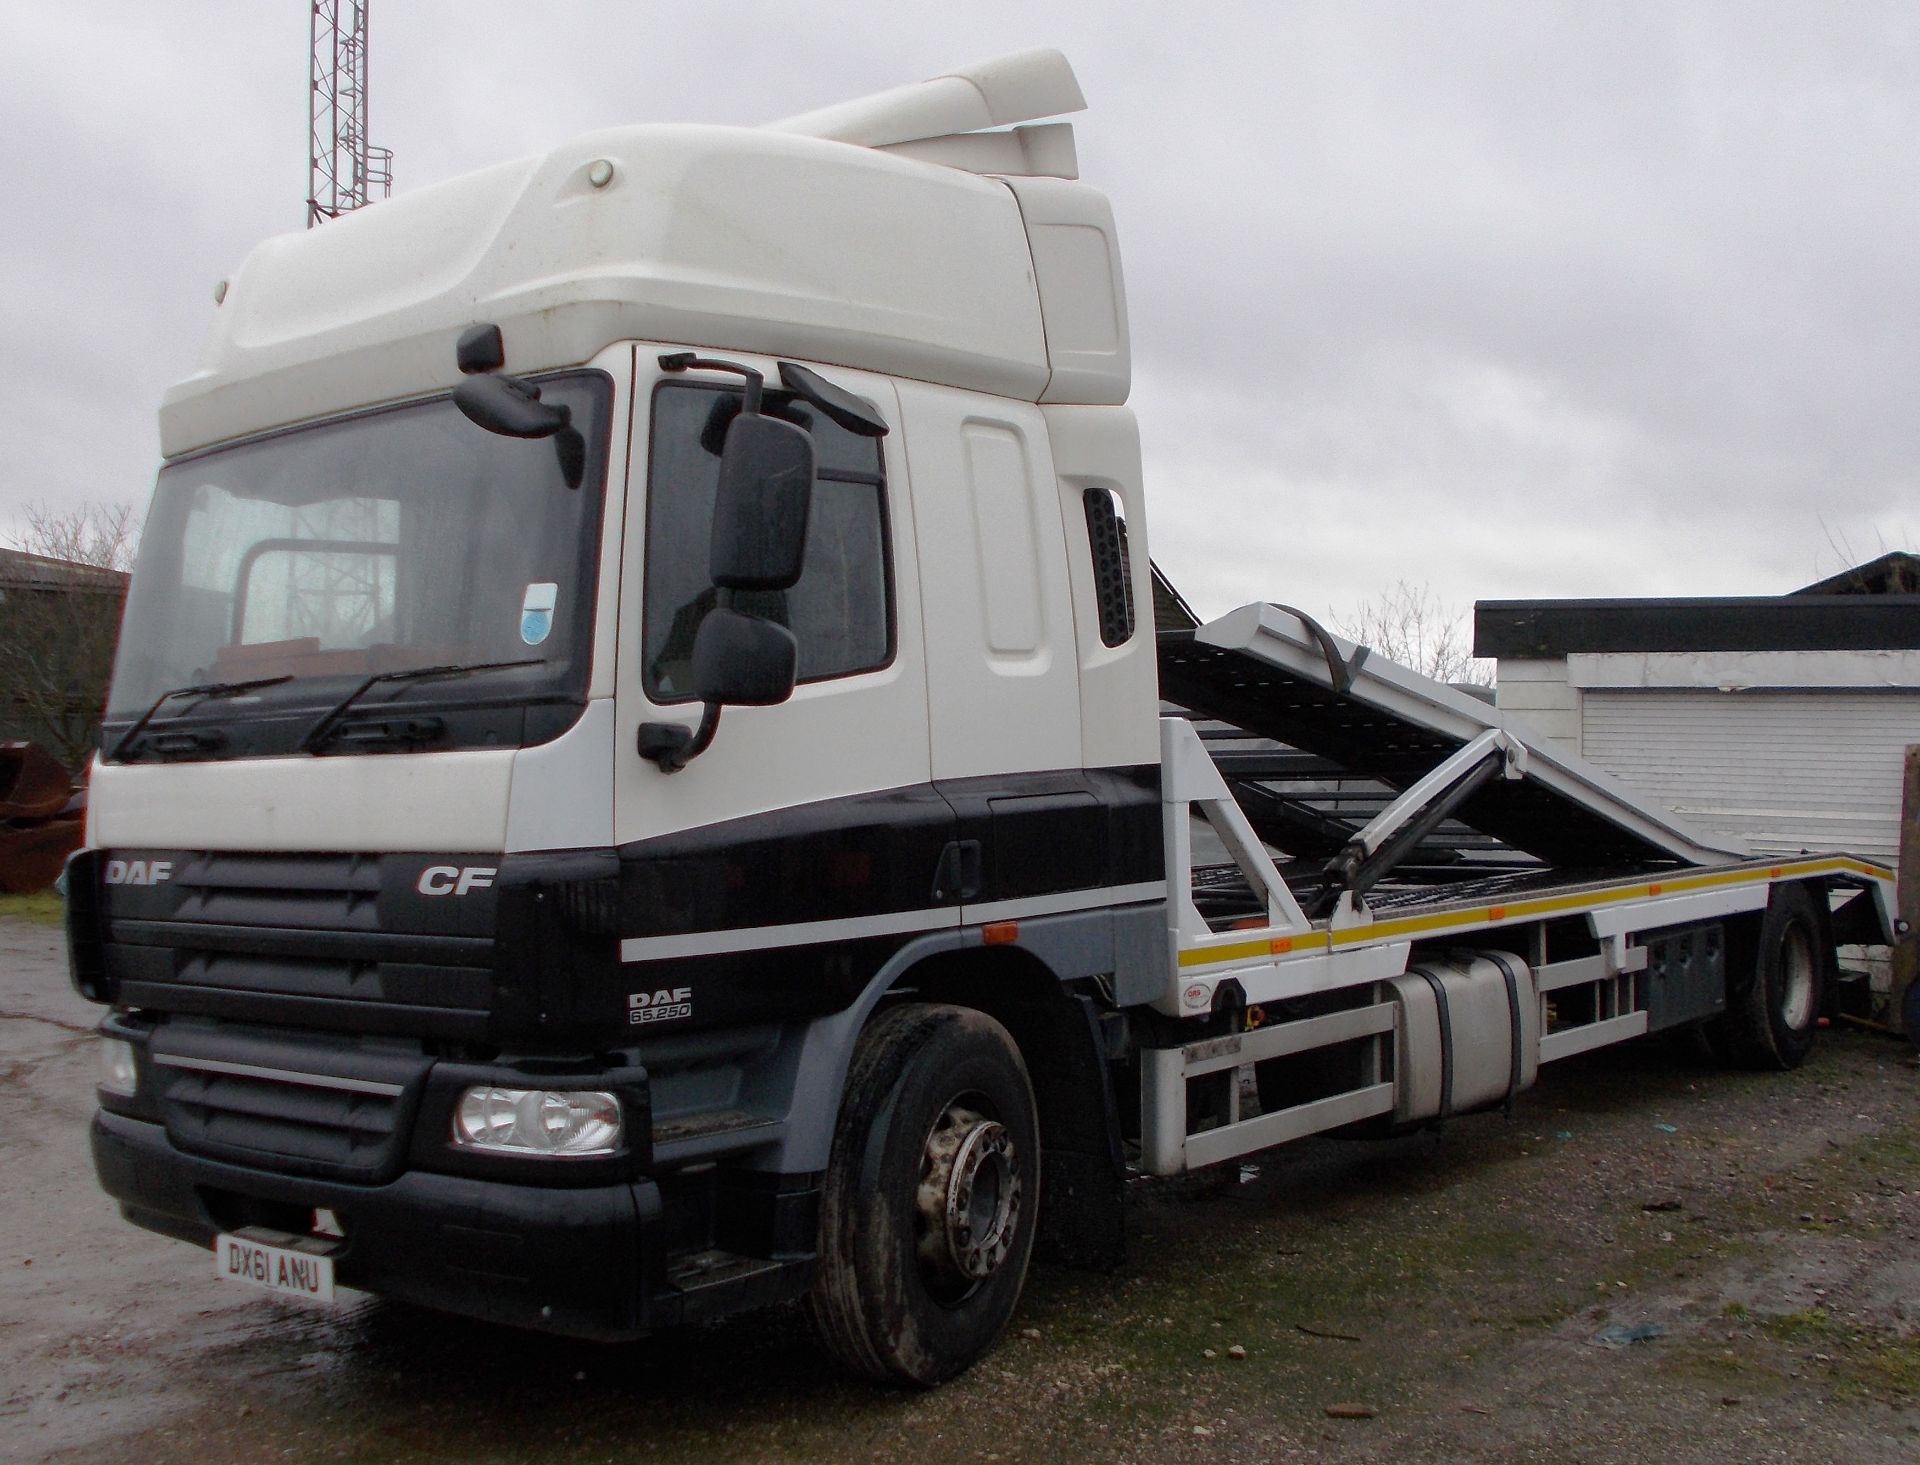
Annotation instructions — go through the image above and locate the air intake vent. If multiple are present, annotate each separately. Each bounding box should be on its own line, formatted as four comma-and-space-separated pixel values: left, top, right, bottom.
152, 1025, 428, 1183
1083, 487, 1135, 647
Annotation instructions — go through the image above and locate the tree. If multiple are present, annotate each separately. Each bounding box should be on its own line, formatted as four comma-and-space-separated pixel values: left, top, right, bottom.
0, 502, 139, 772
12, 500, 138, 574
1331, 579, 1494, 687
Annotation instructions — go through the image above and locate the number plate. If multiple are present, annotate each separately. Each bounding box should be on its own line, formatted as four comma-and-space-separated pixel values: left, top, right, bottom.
214, 1232, 337, 1303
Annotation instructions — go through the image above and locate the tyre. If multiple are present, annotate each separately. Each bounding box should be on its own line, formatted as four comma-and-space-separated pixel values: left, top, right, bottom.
807, 1003, 1039, 1386
1722, 883, 1830, 1071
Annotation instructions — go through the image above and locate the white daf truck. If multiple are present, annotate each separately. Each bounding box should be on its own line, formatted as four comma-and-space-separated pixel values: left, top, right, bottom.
73, 51, 1898, 1385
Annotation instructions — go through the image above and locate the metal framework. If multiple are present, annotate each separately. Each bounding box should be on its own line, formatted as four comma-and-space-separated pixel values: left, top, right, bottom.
307, 2, 391, 227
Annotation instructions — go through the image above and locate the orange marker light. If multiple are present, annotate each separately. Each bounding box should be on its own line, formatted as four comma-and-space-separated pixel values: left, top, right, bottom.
982, 922, 1019, 946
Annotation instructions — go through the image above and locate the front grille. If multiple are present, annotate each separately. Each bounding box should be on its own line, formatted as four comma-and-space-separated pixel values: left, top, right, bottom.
152, 1024, 429, 1183
99, 850, 496, 1041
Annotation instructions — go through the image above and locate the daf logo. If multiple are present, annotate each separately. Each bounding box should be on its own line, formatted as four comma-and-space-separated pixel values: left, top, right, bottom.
628, 987, 694, 1026
416, 865, 498, 896
103, 859, 172, 886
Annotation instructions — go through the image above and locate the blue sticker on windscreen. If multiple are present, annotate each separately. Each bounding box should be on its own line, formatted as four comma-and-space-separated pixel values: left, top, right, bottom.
520, 582, 558, 646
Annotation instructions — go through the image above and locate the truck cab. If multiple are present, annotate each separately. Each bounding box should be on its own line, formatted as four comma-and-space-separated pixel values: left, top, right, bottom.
75, 52, 1160, 1383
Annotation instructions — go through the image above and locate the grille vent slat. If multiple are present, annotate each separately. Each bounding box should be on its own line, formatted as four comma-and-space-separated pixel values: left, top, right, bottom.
153, 1034, 428, 1183
101, 850, 496, 1040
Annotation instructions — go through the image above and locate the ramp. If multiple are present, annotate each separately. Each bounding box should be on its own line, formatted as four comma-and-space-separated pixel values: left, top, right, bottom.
1159, 604, 1745, 886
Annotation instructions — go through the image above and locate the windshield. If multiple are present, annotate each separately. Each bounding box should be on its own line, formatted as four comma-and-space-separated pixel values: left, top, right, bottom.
106, 372, 611, 757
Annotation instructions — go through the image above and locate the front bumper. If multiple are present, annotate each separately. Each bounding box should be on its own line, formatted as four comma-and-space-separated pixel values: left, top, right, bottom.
85, 1008, 818, 1339
97, 1113, 668, 1344
94, 1109, 671, 1339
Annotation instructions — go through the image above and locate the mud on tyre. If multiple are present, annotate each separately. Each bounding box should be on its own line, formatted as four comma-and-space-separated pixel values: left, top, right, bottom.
806, 1003, 1040, 1386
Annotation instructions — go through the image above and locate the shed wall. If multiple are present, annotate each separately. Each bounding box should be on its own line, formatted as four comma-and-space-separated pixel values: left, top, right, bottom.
1579, 690, 1913, 869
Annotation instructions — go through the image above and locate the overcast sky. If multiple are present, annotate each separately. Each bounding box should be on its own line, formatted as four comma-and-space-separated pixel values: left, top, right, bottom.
4, 3, 1914, 632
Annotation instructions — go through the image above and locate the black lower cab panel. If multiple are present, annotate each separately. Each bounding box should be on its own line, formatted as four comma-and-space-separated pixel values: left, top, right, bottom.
91, 1111, 818, 1340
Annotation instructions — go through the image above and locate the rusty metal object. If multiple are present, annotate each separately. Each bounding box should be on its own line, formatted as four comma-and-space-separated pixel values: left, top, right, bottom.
0, 741, 83, 892
915, 1103, 1023, 1297
0, 741, 74, 819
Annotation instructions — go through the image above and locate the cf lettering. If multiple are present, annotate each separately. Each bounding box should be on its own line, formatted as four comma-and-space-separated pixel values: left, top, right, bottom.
416, 866, 498, 896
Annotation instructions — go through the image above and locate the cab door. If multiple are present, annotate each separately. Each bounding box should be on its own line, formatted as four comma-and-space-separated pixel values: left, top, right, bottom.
610, 353, 948, 960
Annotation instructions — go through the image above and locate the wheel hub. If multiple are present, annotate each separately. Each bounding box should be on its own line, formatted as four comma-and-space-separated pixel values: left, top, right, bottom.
1780, 924, 1817, 1031
915, 1104, 1022, 1291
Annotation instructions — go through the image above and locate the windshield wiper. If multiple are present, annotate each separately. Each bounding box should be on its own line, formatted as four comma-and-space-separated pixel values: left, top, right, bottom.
300, 659, 545, 753
108, 676, 296, 762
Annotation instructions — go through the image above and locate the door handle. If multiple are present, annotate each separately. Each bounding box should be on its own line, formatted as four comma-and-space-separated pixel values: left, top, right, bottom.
931, 840, 983, 903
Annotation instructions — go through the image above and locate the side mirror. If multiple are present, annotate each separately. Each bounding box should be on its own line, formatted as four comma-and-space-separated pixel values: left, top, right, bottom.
639, 352, 814, 774
453, 371, 586, 488
712, 414, 814, 591
453, 372, 570, 438
638, 608, 798, 771
692, 607, 798, 706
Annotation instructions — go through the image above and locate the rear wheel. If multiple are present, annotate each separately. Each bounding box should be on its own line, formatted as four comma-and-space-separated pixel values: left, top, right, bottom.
807, 1003, 1039, 1386
1721, 883, 1829, 1070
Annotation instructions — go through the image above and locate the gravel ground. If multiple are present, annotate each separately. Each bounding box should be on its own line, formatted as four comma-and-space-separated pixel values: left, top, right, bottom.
2, 912, 1915, 1464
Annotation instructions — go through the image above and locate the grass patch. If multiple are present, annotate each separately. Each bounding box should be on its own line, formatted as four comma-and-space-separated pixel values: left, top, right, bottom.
1849, 1128, 1920, 1183
1664, 1350, 1755, 1380
1755, 1308, 1920, 1402
1759, 1307, 1841, 1344
1655, 1338, 1797, 1399
0, 889, 64, 926
1842, 1337, 1920, 1400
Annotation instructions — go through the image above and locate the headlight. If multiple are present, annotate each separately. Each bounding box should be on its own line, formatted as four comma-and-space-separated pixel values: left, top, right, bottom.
99, 1037, 138, 1097
452, 1086, 623, 1157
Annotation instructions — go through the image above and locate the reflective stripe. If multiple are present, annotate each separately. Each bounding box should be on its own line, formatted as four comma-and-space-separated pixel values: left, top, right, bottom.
621, 906, 955, 962
619, 882, 1167, 963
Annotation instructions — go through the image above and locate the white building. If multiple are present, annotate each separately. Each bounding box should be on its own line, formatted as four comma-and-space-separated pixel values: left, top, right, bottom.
1475, 553, 1920, 872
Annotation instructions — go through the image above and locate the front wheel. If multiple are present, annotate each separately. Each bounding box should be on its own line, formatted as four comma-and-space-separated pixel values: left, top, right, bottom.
807, 1003, 1039, 1386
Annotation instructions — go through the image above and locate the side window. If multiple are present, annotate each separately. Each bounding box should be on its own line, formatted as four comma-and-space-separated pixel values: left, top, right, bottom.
643, 382, 893, 702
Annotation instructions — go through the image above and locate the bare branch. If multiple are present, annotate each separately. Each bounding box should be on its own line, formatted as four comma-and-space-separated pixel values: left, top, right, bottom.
8, 500, 140, 572
1331, 580, 1494, 688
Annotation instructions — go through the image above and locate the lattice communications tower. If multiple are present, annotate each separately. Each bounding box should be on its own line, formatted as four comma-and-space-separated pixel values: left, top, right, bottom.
307, 1, 391, 227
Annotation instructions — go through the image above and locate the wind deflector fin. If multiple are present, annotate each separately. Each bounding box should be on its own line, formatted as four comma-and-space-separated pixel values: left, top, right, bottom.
766, 49, 1085, 150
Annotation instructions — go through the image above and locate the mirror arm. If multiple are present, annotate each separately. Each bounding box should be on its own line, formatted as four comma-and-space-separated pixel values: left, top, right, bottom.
684, 702, 722, 762
637, 703, 721, 774
658, 353, 764, 416
554, 426, 585, 489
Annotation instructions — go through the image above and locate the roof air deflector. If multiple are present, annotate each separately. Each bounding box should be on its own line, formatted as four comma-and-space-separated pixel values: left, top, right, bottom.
766, 48, 1086, 151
